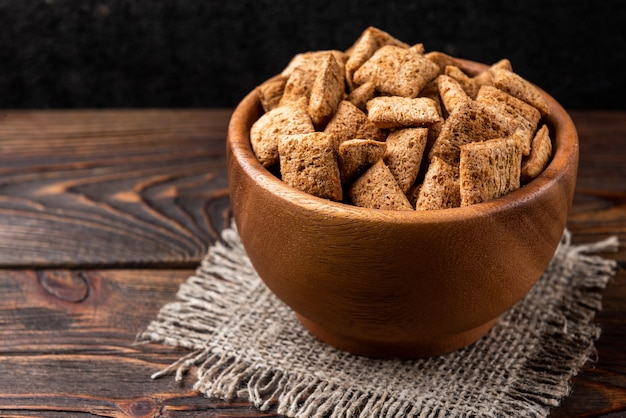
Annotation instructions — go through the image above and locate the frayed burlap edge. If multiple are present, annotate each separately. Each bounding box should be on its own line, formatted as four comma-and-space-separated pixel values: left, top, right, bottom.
506, 231, 620, 412
139, 225, 619, 418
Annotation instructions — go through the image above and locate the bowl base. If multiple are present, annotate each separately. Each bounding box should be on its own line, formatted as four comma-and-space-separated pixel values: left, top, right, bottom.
296, 313, 498, 359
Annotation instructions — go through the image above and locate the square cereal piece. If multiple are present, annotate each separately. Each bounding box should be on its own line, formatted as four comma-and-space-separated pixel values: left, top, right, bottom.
308, 52, 346, 129
438, 74, 471, 115
459, 137, 522, 206
415, 156, 460, 210
472, 58, 513, 87
353, 45, 440, 98
325, 100, 387, 149
348, 159, 413, 211
383, 127, 428, 193
345, 26, 409, 88
366, 96, 441, 129
476, 85, 541, 156
428, 100, 520, 166
282, 50, 347, 78
280, 67, 315, 105
491, 67, 550, 116
337, 138, 387, 183
278, 132, 343, 201
522, 124, 553, 182
250, 98, 314, 167
258, 76, 287, 112
279, 50, 347, 106
445, 65, 480, 99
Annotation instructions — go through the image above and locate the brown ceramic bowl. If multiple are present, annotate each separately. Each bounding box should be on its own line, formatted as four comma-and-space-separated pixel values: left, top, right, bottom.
226, 59, 579, 359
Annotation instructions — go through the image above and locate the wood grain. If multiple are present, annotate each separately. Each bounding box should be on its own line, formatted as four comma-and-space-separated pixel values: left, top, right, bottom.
567, 111, 626, 259
0, 109, 623, 417
0, 110, 233, 267
0, 269, 280, 417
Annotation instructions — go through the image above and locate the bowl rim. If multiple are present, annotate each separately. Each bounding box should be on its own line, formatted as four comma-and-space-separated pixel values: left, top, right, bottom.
227, 58, 579, 225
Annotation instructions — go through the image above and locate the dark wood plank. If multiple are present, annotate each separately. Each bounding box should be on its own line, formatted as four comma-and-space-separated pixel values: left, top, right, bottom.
1, 266, 624, 417
567, 111, 626, 260
0, 268, 280, 417
0, 110, 233, 267
550, 110, 626, 416
549, 267, 626, 417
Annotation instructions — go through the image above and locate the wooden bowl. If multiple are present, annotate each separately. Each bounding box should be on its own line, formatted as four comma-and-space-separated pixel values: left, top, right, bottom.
226, 59, 579, 359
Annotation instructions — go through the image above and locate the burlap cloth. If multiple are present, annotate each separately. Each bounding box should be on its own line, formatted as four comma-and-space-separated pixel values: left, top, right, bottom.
140, 224, 619, 417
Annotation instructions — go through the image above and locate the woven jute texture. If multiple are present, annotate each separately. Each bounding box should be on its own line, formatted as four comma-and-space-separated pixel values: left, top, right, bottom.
140, 224, 619, 417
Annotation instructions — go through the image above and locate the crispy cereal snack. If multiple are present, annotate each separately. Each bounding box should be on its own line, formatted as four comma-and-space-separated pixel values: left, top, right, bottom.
278, 132, 343, 201
337, 138, 387, 184
348, 160, 413, 211
353, 45, 439, 98
475, 85, 541, 156
366, 96, 442, 129
383, 128, 428, 193
415, 156, 460, 210
324, 100, 386, 149
308, 53, 346, 129
249, 27, 554, 210
522, 124, 553, 182
459, 137, 523, 206
438, 74, 471, 114
250, 97, 314, 167
491, 67, 550, 116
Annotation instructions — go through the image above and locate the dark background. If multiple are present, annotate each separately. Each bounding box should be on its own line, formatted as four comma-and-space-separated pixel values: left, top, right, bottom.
1, 0, 624, 109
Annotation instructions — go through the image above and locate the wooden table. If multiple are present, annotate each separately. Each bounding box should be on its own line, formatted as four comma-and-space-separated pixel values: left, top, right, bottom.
0, 109, 623, 417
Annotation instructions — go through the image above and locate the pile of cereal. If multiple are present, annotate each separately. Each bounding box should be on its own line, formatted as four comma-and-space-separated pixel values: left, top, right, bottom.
250, 27, 553, 211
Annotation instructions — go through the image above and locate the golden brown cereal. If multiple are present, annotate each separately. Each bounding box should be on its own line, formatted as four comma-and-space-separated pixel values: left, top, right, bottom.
279, 50, 347, 106
353, 45, 440, 98
348, 160, 413, 211
249, 28, 555, 210
383, 128, 428, 193
345, 27, 408, 88
424, 51, 461, 74
459, 137, 522, 206
325, 100, 387, 149
366, 96, 442, 129
428, 100, 520, 166
476, 85, 541, 156
415, 156, 461, 210
308, 53, 346, 129
280, 68, 315, 105
250, 98, 314, 167
337, 138, 387, 183
445, 65, 480, 99
278, 132, 343, 201
438, 74, 472, 115
472, 58, 513, 86
282, 50, 347, 78
347, 81, 376, 111
522, 124, 553, 182
258, 76, 287, 112
491, 67, 550, 116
